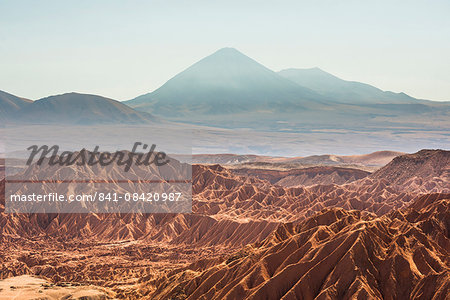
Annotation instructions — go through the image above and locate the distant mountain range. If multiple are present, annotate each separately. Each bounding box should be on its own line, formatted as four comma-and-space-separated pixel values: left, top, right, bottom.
124, 47, 449, 130
1, 47, 449, 130
278, 67, 419, 104
0, 91, 155, 125
126, 48, 329, 116
127, 48, 431, 116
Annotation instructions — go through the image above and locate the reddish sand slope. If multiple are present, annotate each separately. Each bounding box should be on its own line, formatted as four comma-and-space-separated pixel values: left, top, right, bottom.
1, 150, 448, 242
0, 275, 113, 300
232, 166, 370, 187
371, 149, 450, 193
148, 193, 449, 300
189, 150, 404, 170
0, 149, 448, 299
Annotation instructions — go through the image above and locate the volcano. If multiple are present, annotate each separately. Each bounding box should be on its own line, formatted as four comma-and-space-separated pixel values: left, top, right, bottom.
126, 48, 328, 117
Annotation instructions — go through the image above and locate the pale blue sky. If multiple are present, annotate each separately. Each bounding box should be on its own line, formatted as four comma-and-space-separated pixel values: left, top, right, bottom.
1, 0, 449, 101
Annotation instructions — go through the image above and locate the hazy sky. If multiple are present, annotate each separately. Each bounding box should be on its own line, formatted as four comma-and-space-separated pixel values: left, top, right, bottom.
1, 0, 449, 101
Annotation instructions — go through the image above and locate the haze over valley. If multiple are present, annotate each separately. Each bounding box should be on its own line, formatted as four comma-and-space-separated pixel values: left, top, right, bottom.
1, 48, 449, 156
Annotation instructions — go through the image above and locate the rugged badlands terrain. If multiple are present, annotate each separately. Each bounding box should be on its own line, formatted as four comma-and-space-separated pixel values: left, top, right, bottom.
0, 149, 449, 299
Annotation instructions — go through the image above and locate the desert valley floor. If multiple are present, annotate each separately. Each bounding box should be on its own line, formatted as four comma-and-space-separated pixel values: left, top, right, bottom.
0, 149, 449, 299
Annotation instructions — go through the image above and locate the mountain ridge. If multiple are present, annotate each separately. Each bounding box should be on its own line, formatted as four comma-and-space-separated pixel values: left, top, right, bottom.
277, 67, 423, 104
2, 91, 156, 125
0, 90, 32, 119
123, 47, 450, 133
125, 47, 330, 117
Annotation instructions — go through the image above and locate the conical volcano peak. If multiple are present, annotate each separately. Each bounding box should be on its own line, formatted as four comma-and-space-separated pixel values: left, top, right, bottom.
126, 47, 322, 115
126, 46, 429, 118
207, 47, 256, 61
195, 47, 264, 69
212, 47, 244, 56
